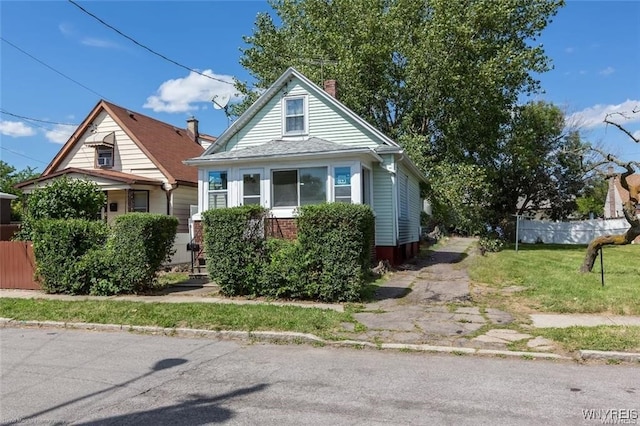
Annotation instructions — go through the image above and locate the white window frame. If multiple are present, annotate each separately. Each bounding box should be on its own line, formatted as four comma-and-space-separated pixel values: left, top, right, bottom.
282, 95, 308, 136
96, 146, 113, 168
131, 190, 149, 213
207, 170, 228, 210
271, 166, 328, 208
240, 168, 264, 206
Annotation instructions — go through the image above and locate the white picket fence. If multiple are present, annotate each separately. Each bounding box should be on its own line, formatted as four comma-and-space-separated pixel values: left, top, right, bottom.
516, 218, 633, 245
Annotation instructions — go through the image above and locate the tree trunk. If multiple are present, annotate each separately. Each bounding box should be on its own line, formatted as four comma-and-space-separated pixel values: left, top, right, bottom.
580, 170, 639, 273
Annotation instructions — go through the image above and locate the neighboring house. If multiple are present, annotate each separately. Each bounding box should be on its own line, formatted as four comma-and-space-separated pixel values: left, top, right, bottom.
604, 173, 640, 219
185, 67, 426, 265
0, 192, 18, 241
16, 100, 216, 263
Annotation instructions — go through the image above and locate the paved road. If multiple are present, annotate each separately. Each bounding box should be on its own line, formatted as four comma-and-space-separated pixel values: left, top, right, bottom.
1, 328, 638, 425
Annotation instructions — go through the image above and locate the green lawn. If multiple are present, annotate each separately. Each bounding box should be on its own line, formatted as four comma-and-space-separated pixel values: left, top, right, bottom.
0, 298, 356, 340
468, 244, 640, 315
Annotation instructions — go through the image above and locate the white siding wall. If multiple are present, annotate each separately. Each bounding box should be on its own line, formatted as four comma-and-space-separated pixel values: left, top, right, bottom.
224, 78, 381, 152
172, 186, 197, 233
58, 112, 165, 182
105, 190, 127, 224
373, 157, 396, 246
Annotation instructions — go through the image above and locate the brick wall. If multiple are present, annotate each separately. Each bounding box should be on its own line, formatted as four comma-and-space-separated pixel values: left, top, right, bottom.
265, 218, 297, 240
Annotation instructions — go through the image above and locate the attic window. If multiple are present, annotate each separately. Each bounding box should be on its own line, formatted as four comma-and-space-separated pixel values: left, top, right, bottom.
96, 146, 113, 168
283, 97, 307, 135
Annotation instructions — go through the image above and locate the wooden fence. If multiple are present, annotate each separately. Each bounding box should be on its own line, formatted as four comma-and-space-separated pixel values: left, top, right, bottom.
0, 241, 40, 290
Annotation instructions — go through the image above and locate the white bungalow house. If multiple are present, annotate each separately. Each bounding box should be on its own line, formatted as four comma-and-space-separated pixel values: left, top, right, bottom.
16, 100, 216, 263
185, 68, 426, 265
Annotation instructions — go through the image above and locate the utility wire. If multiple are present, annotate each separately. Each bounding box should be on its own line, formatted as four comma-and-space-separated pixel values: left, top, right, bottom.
0, 146, 48, 166
0, 109, 78, 127
0, 37, 110, 101
68, 0, 235, 86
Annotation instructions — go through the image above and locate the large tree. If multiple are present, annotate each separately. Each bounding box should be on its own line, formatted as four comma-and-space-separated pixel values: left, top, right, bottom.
580, 113, 639, 273
237, 0, 568, 231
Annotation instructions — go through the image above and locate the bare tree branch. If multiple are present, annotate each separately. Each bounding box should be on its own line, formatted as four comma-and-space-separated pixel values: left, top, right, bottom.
604, 112, 640, 144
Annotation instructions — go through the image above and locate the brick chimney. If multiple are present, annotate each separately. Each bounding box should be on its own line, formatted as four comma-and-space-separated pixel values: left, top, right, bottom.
324, 80, 338, 99
186, 116, 199, 143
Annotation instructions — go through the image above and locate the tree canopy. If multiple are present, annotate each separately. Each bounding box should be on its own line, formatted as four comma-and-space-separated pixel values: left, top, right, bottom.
0, 160, 40, 221
236, 0, 579, 232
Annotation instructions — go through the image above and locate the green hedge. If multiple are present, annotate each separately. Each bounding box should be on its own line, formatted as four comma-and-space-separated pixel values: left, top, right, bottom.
31, 219, 109, 294
31, 214, 178, 295
106, 214, 178, 294
201, 203, 375, 302
296, 203, 375, 302
202, 205, 267, 296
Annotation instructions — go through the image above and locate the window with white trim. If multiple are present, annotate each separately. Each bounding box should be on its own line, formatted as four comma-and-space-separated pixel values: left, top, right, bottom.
334, 167, 352, 203
96, 147, 113, 168
284, 97, 306, 135
272, 167, 327, 207
131, 190, 149, 212
208, 171, 228, 209
242, 172, 261, 205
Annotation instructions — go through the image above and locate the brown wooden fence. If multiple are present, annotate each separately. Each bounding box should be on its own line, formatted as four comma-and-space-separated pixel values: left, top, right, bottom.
0, 241, 40, 290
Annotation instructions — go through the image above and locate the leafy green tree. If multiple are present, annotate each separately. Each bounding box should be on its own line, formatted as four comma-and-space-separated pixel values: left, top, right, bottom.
237, 0, 571, 229
575, 178, 608, 219
489, 102, 586, 222
14, 176, 106, 240
0, 160, 39, 221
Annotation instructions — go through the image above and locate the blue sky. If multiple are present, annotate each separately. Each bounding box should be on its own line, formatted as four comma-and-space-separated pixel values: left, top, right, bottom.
1, 0, 638, 173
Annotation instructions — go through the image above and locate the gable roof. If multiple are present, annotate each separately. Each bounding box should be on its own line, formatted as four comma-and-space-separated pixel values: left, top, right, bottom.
202, 67, 400, 157
43, 100, 213, 185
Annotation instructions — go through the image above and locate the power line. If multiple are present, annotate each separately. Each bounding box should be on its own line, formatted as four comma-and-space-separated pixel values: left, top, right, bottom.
0, 109, 78, 127
0, 37, 110, 101
68, 0, 235, 86
0, 146, 48, 166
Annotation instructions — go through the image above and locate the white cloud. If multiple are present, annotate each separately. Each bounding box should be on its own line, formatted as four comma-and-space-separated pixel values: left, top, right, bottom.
45, 124, 76, 144
144, 70, 241, 113
0, 120, 36, 137
81, 37, 119, 49
567, 99, 640, 128
599, 66, 615, 76
58, 23, 74, 36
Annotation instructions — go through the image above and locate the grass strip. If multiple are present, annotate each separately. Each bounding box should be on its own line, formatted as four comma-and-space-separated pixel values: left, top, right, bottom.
0, 298, 355, 340
534, 326, 640, 353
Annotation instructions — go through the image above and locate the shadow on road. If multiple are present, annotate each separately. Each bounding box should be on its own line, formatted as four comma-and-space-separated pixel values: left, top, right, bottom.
76, 383, 270, 425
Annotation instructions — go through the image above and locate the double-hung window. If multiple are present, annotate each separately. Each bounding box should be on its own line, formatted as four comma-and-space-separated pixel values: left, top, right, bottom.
97, 147, 113, 168
272, 167, 327, 207
208, 171, 228, 209
334, 167, 352, 203
284, 97, 306, 135
131, 190, 149, 212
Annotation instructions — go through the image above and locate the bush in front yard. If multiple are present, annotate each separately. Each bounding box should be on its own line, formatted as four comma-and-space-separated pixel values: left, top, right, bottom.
31, 219, 109, 294
104, 213, 178, 294
260, 238, 310, 299
296, 203, 375, 302
202, 206, 267, 296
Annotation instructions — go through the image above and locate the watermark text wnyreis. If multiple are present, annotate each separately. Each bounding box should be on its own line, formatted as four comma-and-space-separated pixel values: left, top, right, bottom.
582, 409, 638, 424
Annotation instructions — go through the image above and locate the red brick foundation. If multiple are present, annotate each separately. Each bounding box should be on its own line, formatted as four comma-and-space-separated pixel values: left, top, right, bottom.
265, 218, 297, 240
375, 241, 420, 266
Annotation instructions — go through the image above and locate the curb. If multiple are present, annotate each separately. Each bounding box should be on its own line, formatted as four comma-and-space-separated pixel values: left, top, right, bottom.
1, 318, 574, 360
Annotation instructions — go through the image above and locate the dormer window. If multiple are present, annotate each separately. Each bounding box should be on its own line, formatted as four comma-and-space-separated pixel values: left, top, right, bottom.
283, 96, 307, 135
97, 147, 113, 168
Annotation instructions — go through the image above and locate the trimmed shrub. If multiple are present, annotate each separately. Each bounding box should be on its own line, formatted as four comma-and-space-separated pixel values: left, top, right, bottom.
31, 219, 109, 294
105, 213, 178, 294
260, 238, 309, 299
202, 206, 267, 296
296, 203, 375, 302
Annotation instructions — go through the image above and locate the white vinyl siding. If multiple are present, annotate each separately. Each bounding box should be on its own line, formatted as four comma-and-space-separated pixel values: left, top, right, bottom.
57, 112, 165, 182
372, 160, 395, 246
223, 79, 382, 152
397, 165, 421, 245
172, 186, 197, 233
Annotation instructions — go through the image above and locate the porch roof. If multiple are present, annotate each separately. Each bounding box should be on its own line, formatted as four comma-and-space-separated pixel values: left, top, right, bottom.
185, 137, 383, 164
15, 167, 164, 192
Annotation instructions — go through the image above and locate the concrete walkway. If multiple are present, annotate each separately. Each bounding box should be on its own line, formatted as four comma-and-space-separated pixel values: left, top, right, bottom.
2, 237, 639, 362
